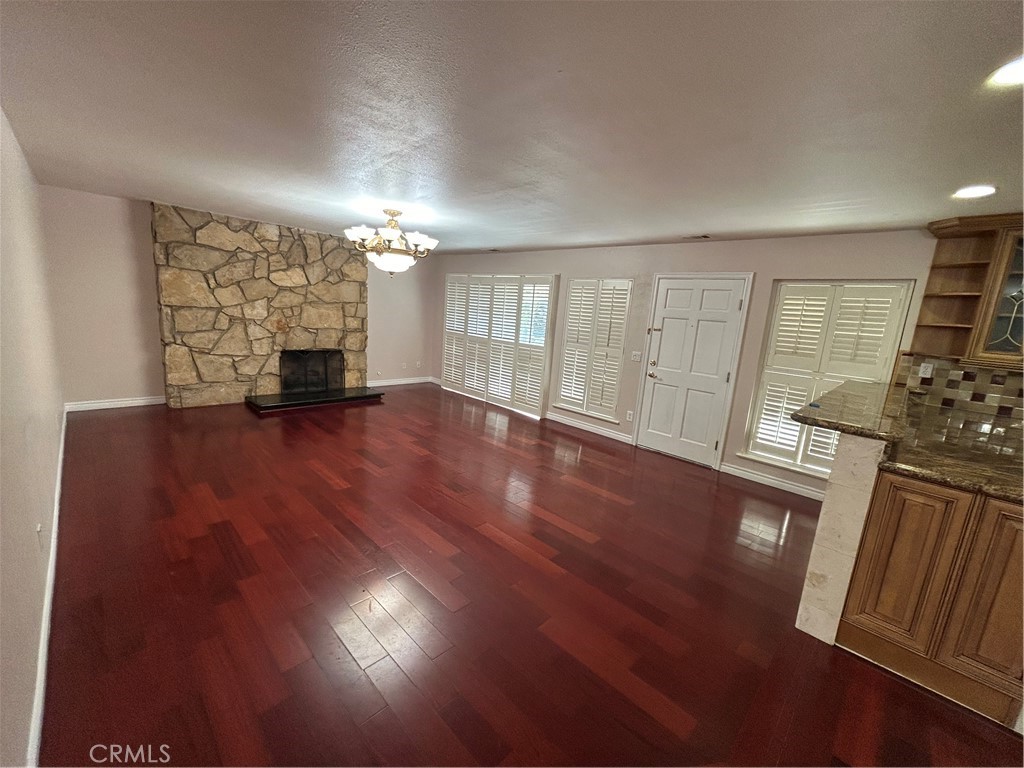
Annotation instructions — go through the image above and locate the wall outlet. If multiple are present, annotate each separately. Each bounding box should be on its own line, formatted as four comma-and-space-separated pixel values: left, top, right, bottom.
630, 351, 642, 362
401, 362, 407, 370
626, 410, 634, 422
919, 363, 934, 378
416, 361, 422, 369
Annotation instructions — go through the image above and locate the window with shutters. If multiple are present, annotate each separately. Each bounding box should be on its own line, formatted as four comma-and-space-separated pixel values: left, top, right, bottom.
441, 274, 555, 417
555, 278, 632, 421
746, 281, 911, 475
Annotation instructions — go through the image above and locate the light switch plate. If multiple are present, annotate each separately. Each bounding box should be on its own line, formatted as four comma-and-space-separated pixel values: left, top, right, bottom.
919, 363, 934, 378
630, 351, 642, 362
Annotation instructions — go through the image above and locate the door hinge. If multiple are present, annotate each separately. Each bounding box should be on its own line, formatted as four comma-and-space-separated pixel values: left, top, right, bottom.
725, 372, 731, 383
647, 327, 651, 335
739, 298, 743, 310
714, 440, 719, 451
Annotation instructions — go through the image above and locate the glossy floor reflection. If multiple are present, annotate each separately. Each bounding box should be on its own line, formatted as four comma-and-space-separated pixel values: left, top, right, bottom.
41, 384, 1022, 766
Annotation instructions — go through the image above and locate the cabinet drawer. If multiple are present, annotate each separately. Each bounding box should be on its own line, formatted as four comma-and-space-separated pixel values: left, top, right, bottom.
843, 472, 975, 654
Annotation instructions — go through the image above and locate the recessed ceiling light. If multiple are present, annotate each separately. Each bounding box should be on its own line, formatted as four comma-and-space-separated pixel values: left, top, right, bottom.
988, 56, 1024, 86
952, 185, 997, 199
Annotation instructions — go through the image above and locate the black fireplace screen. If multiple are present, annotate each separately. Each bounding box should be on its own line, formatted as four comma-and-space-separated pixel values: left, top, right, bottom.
280, 350, 345, 394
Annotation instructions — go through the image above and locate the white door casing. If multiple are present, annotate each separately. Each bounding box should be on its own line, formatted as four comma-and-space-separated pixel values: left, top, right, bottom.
637, 275, 749, 468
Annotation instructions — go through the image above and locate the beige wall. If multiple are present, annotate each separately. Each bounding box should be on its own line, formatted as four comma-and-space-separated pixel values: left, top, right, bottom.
437, 229, 934, 493
41, 186, 164, 403
367, 255, 441, 383
0, 111, 65, 765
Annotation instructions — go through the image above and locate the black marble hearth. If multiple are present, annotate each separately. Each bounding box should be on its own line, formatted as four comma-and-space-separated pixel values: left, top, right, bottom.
245, 349, 383, 415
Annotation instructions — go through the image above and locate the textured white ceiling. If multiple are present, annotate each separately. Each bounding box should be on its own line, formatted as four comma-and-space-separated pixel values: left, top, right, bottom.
2, 1, 1021, 253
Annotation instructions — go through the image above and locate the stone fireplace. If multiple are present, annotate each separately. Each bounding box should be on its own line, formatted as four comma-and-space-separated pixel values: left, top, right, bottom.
152, 204, 368, 408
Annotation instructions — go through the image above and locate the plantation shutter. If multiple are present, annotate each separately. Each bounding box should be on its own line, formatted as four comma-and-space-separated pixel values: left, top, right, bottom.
747, 281, 909, 475
487, 278, 520, 404
441, 273, 556, 417
442, 275, 469, 389
765, 284, 831, 371
586, 280, 631, 418
461, 278, 492, 396
511, 277, 553, 413
799, 376, 847, 471
559, 280, 598, 408
821, 285, 907, 380
748, 371, 814, 461
557, 278, 632, 420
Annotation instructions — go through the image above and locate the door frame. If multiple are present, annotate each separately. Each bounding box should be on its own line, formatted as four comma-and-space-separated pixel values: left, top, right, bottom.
632, 272, 754, 470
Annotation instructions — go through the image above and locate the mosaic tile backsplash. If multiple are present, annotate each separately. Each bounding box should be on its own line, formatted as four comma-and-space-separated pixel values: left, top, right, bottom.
893, 353, 1023, 420
887, 353, 1023, 462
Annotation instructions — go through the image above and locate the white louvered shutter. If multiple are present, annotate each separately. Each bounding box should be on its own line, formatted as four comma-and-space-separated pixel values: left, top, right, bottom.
585, 280, 630, 417
442, 336, 466, 388
461, 278, 492, 396
558, 280, 598, 408
444, 277, 468, 334
511, 278, 553, 415
556, 278, 631, 419
486, 279, 520, 403
442, 275, 469, 389
765, 284, 831, 371
749, 371, 814, 460
513, 346, 546, 412
821, 284, 907, 380
799, 377, 846, 470
467, 279, 492, 339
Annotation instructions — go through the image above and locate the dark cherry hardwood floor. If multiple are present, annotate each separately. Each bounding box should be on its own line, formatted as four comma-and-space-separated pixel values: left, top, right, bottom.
41, 384, 1021, 766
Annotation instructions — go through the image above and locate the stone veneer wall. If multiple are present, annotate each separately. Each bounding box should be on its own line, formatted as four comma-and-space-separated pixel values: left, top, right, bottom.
152, 203, 367, 408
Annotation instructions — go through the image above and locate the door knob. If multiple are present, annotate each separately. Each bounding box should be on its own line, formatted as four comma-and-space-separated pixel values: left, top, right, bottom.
647, 372, 657, 379
649, 359, 657, 366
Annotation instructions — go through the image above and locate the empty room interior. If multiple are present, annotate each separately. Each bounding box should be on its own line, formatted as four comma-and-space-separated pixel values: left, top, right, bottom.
2, 1, 1023, 766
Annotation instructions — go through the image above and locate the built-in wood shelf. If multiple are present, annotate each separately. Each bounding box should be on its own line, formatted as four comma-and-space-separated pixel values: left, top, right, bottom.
912, 213, 1023, 359
930, 261, 991, 269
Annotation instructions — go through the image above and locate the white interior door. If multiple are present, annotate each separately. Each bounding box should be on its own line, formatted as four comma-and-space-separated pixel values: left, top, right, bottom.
637, 276, 747, 468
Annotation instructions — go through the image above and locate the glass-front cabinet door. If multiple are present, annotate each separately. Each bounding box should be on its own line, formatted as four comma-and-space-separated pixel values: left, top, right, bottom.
966, 229, 1024, 365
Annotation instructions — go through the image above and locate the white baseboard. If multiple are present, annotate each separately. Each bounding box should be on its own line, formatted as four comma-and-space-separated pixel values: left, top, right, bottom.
719, 462, 825, 501
27, 408, 67, 765
64, 395, 165, 412
543, 411, 634, 444
368, 376, 441, 387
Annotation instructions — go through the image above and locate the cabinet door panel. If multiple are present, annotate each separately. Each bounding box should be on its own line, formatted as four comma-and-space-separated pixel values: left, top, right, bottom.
936, 498, 1023, 695
844, 473, 975, 654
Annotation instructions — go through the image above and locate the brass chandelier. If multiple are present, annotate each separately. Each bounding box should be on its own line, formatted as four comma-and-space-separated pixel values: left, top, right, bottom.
344, 209, 439, 275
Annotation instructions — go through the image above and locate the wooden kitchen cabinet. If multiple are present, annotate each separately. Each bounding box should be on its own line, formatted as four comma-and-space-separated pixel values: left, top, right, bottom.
935, 497, 1023, 695
837, 471, 1023, 726
843, 473, 975, 654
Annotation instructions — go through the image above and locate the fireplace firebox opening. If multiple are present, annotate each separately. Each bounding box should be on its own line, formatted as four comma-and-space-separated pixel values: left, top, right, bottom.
280, 349, 345, 395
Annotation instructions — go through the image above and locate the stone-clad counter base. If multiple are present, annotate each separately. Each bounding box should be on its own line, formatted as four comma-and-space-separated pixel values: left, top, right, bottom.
795, 433, 885, 644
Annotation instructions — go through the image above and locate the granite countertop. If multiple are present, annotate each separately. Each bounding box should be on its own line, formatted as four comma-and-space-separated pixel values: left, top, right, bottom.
792, 380, 1023, 503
